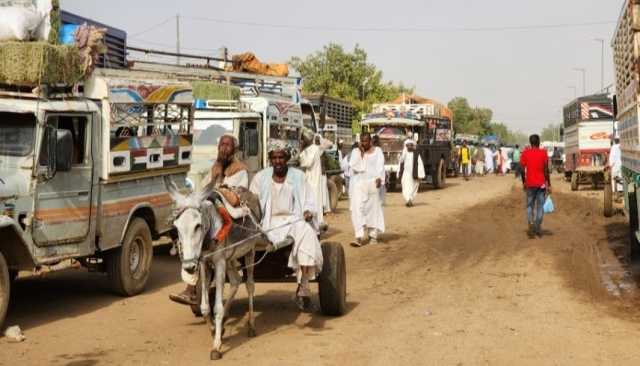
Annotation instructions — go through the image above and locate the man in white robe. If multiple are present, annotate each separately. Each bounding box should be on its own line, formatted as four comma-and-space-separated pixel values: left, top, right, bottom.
250, 142, 323, 310
398, 139, 425, 207
349, 133, 386, 247
299, 133, 325, 227
483, 144, 494, 174
609, 138, 622, 194
170, 135, 249, 306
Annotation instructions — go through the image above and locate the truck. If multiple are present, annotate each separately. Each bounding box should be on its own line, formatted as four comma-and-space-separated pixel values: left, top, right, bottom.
612, 0, 640, 253
0, 69, 194, 327
361, 96, 453, 190
562, 94, 614, 191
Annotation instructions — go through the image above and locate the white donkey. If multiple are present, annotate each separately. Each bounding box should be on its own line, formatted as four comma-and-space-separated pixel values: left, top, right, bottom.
165, 177, 260, 360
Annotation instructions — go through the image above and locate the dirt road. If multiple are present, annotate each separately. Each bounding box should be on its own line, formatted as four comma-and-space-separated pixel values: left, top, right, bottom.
3, 174, 640, 365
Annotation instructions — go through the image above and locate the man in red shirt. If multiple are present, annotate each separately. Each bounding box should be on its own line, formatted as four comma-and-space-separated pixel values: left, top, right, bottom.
520, 134, 551, 237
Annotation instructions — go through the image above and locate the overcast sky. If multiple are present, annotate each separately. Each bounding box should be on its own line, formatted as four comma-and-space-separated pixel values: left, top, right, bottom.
62, 0, 623, 134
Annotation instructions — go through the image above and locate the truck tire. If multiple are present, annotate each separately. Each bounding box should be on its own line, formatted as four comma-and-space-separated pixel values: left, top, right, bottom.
327, 179, 339, 212
571, 172, 579, 191
433, 159, 446, 189
318, 242, 347, 316
0, 252, 10, 330
106, 218, 153, 296
629, 190, 640, 259
604, 172, 613, 218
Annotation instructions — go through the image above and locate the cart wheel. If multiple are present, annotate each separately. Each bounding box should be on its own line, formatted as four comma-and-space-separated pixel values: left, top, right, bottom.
604, 172, 613, 218
0, 252, 10, 330
318, 242, 346, 316
571, 172, 579, 191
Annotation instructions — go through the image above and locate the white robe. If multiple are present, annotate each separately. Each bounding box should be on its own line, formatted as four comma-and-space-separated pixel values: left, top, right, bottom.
399, 151, 425, 203
349, 147, 386, 238
299, 144, 325, 224
610, 143, 622, 191
249, 167, 323, 277
484, 148, 494, 173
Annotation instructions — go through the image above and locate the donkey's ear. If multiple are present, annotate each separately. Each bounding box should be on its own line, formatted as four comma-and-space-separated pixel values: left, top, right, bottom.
198, 181, 215, 203
164, 176, 184, 203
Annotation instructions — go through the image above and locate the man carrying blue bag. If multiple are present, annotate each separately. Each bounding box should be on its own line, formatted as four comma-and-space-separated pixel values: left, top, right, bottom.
520, 134, 552, 238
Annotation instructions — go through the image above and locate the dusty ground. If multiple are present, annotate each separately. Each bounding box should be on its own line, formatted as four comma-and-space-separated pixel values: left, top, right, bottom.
3, 173, 640, 365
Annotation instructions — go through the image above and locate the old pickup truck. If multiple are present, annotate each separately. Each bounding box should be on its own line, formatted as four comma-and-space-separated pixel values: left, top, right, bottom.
0, 69, 194, 327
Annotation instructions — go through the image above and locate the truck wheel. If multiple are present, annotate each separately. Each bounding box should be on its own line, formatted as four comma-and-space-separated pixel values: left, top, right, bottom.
604, 172, 613, 218
570, 172, 579, 191
106, 218, 153, 296
318, 242, 346, 316
0, 253, 10, 330
629, 191, 640, 259
433, 159, 446, 189
327, 179, 339, 212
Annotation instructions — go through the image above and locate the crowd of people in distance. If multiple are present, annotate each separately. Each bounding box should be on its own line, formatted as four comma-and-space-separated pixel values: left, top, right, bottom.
453, 141, 523, 179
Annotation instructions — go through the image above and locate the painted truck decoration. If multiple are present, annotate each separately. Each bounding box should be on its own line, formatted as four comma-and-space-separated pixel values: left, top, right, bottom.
0, 69, 194, 328
562, 94, 614, 191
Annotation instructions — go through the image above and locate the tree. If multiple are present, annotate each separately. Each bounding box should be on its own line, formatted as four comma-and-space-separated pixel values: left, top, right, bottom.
290, 43, 413, 121
448, 97, 493, 135
540, 123, 562, 142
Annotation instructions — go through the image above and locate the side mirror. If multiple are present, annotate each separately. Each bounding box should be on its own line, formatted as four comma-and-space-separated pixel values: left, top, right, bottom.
55, 129, 73, 172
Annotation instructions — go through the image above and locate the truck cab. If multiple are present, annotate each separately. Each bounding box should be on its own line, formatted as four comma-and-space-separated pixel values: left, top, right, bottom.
0, 70, 194, 327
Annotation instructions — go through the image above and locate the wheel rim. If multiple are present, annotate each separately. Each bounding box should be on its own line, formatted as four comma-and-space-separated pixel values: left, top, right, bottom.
129, 236, 144, 275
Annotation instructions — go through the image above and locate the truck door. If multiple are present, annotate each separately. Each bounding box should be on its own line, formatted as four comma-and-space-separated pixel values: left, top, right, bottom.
238, 119, 262, 177
33, 114, 94, 246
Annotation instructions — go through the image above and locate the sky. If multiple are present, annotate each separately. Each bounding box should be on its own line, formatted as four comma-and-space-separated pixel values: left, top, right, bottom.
62, 0, 624, 134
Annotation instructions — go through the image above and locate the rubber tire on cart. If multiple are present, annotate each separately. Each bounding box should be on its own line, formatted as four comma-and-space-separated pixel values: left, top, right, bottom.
628, 190, 640, 260
0, 252, 10, 330
604, 171, 613, 218
327, 179, 339, 213
318, 242, 347, 316
571, 172, 579, 191
106, 218, 153, 296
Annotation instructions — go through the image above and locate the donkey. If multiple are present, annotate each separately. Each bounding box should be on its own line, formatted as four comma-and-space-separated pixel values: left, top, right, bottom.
165, 177, 260, 360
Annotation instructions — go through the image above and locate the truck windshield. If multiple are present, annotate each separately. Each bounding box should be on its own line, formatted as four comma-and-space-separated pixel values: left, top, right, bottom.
0, 112, 37, 156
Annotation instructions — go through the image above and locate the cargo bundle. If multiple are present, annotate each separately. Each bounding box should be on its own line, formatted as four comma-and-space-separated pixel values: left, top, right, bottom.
192, 81, 241, 101
0, 41, 83, 86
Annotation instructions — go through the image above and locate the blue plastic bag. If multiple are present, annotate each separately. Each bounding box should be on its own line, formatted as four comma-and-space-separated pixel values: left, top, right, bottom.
543, 195, 554, 214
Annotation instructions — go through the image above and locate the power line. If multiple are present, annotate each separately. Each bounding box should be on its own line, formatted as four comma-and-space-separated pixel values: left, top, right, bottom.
129, 16, 174, 37
182, 16, 615, 33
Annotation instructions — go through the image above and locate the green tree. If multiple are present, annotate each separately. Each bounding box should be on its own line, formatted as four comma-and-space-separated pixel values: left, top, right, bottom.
540, 123, 562, 142
448, 97, 493, 135
290, 43, 413, 122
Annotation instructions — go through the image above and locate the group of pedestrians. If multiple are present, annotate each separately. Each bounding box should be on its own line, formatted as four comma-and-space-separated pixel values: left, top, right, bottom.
457, 142, 520, 178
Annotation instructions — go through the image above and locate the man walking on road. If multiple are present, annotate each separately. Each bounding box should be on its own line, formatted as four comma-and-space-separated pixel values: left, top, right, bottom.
398, 139, 425, 207
520, 134, 551, 238
459, 140, 471, 181
513, 144, 522, 178
349, 133, 386, 247
608, 138, 622, 197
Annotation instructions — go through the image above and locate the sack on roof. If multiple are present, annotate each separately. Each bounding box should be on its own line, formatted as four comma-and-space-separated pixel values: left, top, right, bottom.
227, 52, 289, 77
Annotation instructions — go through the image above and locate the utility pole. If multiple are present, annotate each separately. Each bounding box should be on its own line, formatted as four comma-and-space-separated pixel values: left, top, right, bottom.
573, 68, 586, 96
176, 14, 181, 65
594, 38, 605, 92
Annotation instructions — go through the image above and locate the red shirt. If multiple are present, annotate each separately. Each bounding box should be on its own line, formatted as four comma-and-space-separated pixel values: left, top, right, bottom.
520, 148, 548, 188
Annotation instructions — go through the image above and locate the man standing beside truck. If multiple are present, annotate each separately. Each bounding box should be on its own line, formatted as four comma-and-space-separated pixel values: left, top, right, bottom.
169, 135, 248, 306
520, 134, 551, 238
608, 138, 622, 196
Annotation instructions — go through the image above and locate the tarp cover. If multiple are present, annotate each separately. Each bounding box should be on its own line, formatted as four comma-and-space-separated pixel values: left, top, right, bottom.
227, 52, 289, 77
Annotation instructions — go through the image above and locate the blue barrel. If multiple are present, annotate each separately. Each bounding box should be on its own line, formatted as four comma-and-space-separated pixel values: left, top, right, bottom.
59, 24, 79, 45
